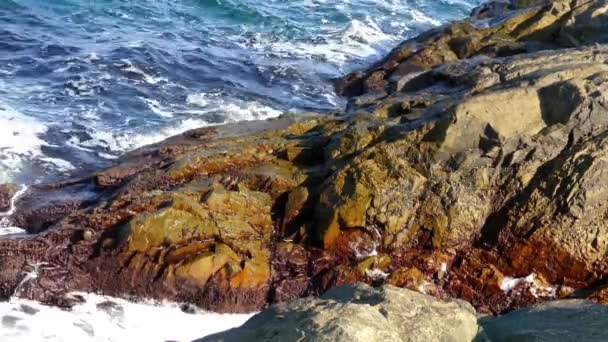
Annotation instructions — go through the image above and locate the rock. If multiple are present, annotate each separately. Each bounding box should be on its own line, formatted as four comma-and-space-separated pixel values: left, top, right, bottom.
335, 0, 607, 99
0, 184, 17, 213
478, 300, 608, 341
350, 91, 388, 107
197, 283, 479, 342
1, 0, 608, 317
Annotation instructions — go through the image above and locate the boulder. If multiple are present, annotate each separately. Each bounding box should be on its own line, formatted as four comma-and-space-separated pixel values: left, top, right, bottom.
197, 283, 479, 342
1, 0, 608, 316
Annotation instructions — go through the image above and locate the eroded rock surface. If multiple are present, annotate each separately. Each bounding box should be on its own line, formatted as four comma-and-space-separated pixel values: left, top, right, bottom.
197, 283, 479, 342
1, 0, 608, 314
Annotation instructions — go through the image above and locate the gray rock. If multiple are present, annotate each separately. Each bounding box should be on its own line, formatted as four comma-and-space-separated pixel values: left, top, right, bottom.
478, 300, 608, 341
196, 283, 479, 342
351, 91, 388, 107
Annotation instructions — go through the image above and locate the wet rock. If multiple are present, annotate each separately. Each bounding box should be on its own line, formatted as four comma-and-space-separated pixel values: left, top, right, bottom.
0, 184, 17, 213
1, 315, 21, 328
96, 301, 124, 316
179, 303, 198, 314
335, 0, 606, 101
196, 283, 479, 342
19, 304, 39, 315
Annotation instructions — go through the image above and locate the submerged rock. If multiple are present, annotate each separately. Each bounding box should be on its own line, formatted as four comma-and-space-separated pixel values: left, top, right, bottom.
1, 0, 608, 316
197, 283, 479, 342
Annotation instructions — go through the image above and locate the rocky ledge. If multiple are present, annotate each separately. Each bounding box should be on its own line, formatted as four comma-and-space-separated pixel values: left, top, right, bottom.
1, 0, 608, 316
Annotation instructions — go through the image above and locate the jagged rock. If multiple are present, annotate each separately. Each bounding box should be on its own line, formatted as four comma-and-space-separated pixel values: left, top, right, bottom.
196, 283, 479, 342
336, 0, 608, 99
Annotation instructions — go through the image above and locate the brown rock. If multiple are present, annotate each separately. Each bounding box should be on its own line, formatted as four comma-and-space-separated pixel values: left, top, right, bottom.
0, 184, 17, 213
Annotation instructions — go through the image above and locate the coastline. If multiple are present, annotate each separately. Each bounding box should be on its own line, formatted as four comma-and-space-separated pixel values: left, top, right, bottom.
1, 0, 608, 339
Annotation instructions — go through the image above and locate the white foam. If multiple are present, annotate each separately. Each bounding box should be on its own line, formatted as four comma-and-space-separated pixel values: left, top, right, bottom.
524, 274, 557, 299
407, 8, 443, 26
86, 52, 101, 63
366, 269, 389, 280
0, 293, 253, 342
38, 157, 76, 171
0, 107, 47, 156
0, 105, 48, 184
120, 60, 167, 85
65, 78, 98, 97
0, 185, 27, 231
0, 185, 27, 218
53, 62, 76, 74
500, 276, 525, 293
186, 93, 283, 122
0, 227, 27, 236
352, 244, 378, 259
239, 2, 453, 69
499, 273, 557, 298
142, 98, 173, 118
79, 118, 208, 154
245, 17, 398, 65
75, 93, 281, 156
342, 18, 395, 47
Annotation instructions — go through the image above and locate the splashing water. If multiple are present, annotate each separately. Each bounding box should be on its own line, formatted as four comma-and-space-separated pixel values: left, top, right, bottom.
0, 294, 254, 342
0, 0, 482, 185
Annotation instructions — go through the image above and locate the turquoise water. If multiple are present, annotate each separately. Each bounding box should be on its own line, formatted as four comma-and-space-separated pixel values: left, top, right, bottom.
0, 0, 481, 184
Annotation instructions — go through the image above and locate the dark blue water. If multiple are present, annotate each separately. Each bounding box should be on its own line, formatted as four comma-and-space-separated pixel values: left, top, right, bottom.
0, 0, 481, 184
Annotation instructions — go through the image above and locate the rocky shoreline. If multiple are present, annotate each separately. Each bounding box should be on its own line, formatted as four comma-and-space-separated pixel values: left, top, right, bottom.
1, 0, 608, 336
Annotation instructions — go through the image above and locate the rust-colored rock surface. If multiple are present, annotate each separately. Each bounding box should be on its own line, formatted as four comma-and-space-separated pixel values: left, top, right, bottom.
1, 0, 608, 314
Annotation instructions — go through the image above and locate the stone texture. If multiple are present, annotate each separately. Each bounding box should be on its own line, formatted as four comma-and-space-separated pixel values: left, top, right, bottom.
336, 0, 608, 99
478, 300, 608, 341
1, 0, 608, 316
197, 283, 479, 342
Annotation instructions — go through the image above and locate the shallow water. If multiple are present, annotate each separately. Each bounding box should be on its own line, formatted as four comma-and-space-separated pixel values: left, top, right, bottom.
0, 0, 481, 185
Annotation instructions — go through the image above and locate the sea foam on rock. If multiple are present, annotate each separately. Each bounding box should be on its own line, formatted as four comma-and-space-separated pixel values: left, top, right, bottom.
1, 0, 608, 324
